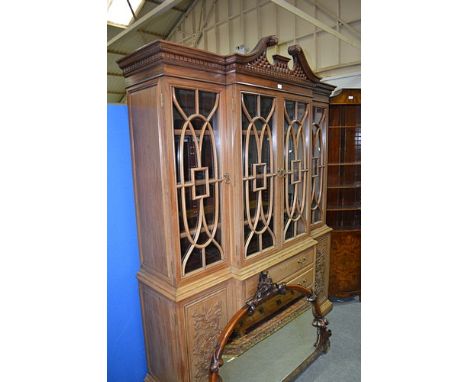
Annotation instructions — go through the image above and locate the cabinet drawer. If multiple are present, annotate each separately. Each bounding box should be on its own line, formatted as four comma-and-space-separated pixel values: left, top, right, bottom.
245, 247, 315, 299
287, 267, 315, 289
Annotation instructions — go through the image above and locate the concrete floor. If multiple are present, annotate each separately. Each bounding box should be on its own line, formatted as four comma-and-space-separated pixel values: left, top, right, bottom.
219, 300, 361, 382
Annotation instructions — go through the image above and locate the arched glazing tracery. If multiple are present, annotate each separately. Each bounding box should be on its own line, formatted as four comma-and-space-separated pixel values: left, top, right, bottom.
311, 106, 327, 225
241, 93, 276, 257
172, 87, 223, 275
284, 100, 309, 240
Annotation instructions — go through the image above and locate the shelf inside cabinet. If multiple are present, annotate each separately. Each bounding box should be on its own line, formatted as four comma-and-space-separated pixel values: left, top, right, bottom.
328, 162, 361, 166
328, 182, 361, 189
327, 203, 361, 211
328, 226, 361, 232
328, 125, 361, 129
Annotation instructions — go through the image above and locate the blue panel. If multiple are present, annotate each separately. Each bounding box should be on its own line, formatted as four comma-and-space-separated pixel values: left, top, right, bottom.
107, 104, 147, 381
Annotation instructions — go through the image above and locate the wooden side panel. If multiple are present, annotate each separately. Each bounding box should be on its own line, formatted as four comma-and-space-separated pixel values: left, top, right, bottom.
183, 287, 229, 382
314, 232, 331, 304
140, 284, 181, 382
329, 230, 361, 297
128, 86, 169, 279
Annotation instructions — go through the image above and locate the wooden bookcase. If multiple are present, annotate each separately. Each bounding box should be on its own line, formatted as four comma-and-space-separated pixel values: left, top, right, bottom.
326, 89, 361, 298
118, 36, 335, 382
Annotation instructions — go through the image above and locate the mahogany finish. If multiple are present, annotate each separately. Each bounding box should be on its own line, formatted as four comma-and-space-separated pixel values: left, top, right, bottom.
118, 36, 335, 382
326, 89, 361, 298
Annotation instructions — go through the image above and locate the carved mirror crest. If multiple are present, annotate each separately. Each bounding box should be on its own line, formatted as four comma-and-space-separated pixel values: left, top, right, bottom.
209, 271, 331, 382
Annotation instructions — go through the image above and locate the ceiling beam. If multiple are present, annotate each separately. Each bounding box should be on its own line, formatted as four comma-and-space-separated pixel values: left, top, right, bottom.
107, 0, 184, 47
166, 0, 202, 41
137, 29, 165, 39
146, 0, 185, 13
305, 0, 360, 39
270, 0, 360, 48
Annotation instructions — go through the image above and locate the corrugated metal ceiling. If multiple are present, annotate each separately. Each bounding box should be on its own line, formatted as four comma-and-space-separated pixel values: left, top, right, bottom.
107, 0, 194, 103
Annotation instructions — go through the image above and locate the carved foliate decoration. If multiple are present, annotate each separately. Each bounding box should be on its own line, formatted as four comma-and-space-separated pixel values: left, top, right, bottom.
314, 234, 330, 298
192, 301, 223, 381
314, 250, 325, 296
246, 271, 287, 315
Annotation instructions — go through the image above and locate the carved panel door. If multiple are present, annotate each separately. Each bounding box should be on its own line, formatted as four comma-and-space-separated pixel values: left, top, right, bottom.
171, 85, 227, 277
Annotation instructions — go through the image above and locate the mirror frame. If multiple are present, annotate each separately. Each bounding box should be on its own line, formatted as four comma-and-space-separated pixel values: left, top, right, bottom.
209, 271, 332, 382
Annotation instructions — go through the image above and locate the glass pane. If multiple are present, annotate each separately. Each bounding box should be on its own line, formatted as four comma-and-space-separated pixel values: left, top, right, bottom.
260, 96, 273, 119
297, 102, 306, 121
173, 106, 184, 130
190, 117, 205, 131
285, 100, 295, 121
175, 88, 195, 115
313, 107, 323, 124
185, 247, 203, 273
200, 134, 215, 178
243, 94, 257, 117
261, 136, 271, 172
179, 188, 200, 231
199, 91, 217, 117
206, 242, 221, 265
203, 183, 216, 226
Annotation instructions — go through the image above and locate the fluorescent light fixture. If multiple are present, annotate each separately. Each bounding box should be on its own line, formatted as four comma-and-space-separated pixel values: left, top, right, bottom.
107, 0, 144, 28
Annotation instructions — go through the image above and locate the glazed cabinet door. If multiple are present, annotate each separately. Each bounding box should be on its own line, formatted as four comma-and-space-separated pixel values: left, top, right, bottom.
240, 91, 278, 258
238, 91, 316, 261
283, 98, 311, 242
310, 104, 328, 229
171, 84, 228, 277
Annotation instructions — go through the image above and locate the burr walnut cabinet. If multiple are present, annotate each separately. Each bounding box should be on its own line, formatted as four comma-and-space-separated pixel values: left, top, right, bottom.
117, 36, 335, 382
327, 89, 361, 298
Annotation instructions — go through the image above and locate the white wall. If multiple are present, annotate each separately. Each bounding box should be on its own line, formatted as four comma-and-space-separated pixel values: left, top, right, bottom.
167, 0, 360, 78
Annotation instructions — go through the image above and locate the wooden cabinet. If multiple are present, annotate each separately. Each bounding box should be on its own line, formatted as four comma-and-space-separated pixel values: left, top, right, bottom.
326, 89, 361, 298
118, 36, 335, 382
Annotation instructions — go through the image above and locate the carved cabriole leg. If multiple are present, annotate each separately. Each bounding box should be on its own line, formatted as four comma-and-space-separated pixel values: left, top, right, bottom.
311, 227, 333, 316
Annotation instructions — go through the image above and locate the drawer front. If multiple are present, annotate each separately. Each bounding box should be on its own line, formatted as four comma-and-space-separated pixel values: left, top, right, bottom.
244, 247, 315, 299
287, 267, 315, 289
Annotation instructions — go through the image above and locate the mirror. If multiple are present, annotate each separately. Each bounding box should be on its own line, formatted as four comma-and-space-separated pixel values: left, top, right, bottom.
210, 272, 331, 382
